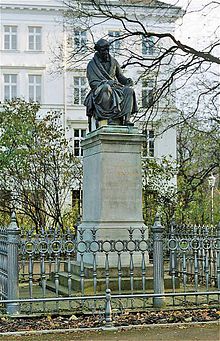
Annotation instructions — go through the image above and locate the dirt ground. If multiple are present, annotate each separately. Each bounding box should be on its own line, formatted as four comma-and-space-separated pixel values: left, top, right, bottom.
0, 322, 219, 341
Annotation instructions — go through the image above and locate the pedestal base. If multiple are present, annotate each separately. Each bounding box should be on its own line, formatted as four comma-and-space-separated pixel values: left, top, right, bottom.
47, 261, 179, 295
78, 125, 148, 267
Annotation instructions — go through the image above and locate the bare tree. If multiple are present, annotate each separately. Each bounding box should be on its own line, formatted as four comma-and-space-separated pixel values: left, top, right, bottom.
52, 0, 220, 224
57, 0, 219, 134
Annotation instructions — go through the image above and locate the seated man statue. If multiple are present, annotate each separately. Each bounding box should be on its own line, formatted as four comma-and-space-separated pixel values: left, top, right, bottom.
84, 38, 138, 130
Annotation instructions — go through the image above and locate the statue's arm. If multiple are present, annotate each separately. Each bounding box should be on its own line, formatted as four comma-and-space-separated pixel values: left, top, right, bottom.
115, 61, 133, 86
87, 62, 103, 90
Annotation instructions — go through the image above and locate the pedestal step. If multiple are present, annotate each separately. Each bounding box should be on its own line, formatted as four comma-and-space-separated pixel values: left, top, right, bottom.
64, 260, 154, 278
46, 264, 179, 295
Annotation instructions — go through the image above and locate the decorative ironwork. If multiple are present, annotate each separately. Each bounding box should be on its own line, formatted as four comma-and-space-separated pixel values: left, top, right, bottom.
0, 214, 219, 316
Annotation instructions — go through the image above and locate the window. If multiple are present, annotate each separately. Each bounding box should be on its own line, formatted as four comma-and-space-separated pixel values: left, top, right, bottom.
29, 75, 42, 102
4, 74, 17, 100
73, 128, 86, 156
142, 79, 154, 108
143, 129, 155, 157
108, 31, 121, 55
73, 77, 87, 105
4, 26, 17, 50
142, 36, 155, 55
28, 26, 42, 50
74, 30, 87, 51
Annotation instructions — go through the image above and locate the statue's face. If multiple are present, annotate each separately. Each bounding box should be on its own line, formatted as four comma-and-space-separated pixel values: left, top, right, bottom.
97, 45, 110, 62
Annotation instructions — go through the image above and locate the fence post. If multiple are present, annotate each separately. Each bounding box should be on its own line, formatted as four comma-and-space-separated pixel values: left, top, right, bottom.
6, 212, 20, 315
105, 288, 112, 327
152, 213, 165, 308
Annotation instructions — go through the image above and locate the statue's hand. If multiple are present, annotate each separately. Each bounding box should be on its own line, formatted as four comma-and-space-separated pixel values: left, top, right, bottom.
126, 78, 133, 86
107, 79, 117, 87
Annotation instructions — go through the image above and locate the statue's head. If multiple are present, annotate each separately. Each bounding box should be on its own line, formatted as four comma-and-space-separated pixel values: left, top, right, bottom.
94, 39, 110, 61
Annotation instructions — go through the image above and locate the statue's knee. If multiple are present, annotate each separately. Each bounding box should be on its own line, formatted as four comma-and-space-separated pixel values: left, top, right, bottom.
126, 87, 134, 95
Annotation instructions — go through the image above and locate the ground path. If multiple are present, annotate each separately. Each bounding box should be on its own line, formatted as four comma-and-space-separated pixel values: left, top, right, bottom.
0, 322, 219, 341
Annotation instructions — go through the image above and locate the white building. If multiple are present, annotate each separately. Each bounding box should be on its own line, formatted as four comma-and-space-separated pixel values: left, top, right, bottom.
0, 0, 183, 196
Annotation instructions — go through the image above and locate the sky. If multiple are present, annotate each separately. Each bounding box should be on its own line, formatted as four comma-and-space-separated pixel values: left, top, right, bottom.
163, 0, 220, 52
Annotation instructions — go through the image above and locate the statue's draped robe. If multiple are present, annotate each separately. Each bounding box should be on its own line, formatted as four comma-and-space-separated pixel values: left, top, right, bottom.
84, 53, 138, 120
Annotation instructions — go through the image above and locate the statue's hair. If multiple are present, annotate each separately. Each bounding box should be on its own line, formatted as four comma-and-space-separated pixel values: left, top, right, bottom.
94, 38, 110, 51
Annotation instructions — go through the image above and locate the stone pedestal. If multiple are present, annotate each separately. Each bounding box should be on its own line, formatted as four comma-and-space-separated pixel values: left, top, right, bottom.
78, 125, 148, 267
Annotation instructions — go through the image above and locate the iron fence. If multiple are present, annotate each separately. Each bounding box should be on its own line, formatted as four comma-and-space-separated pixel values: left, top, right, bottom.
0, 227, 7, 299
0, 213, 219, 318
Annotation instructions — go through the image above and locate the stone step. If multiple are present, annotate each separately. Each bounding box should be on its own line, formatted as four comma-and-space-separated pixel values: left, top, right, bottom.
45, 279, 158, 297
47, 271, 178, 295
46, 280, 71, 296
64, 260, 154, 278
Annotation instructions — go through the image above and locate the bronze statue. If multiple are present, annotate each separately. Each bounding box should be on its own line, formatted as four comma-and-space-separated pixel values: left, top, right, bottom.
84, 39, 138, 129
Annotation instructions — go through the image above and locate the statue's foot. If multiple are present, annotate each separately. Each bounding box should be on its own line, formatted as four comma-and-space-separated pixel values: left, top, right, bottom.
108, 118, 120, 125
124, 120, 134, 126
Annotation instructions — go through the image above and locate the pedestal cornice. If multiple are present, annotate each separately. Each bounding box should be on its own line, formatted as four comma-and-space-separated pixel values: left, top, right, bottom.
81, 125, 145, 151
